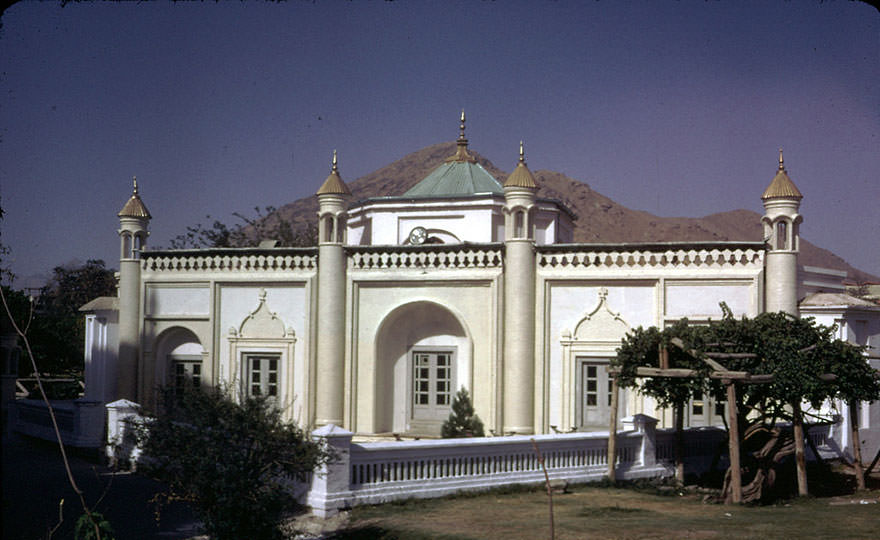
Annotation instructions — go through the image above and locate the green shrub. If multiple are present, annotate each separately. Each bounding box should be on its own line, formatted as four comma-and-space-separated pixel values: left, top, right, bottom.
74, 511, 115, 540
441, 387, 484, 438
136, 386, 330, 540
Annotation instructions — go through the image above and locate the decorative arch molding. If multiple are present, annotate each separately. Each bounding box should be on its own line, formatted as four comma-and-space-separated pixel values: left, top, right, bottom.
318, 209, 347, 244
503, 203, 536, 240
372, 299, 474, 434
227, 289, 296, 407
559, 288, 631, 431
761, 214, 802, 251
151, 325, 207, 397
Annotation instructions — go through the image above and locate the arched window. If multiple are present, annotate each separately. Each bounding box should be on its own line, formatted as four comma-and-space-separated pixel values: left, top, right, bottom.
321, 216, 334, 243
121, 232, 132, 259
334, 216, 345, 244
514, 210, 525, 239
776, 221, 788, 250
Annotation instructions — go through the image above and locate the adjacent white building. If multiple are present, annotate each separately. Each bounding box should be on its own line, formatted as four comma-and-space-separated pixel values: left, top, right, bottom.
82, 116, 880, 443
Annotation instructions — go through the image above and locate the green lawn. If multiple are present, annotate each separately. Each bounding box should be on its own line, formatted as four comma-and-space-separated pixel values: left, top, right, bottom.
331, 483, 880, 539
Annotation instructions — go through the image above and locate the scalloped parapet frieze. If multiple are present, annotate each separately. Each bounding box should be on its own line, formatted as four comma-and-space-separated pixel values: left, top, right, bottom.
142, 252, 317, 272
349, 246, 503, 270
538, 247, 764, 269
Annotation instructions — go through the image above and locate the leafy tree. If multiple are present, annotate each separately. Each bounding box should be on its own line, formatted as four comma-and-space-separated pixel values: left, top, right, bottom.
169, 206, 317, 249
441, 387, 484, 438
26, 260, 116, 378
613, 309, 880, 501
136, 386, 330, 540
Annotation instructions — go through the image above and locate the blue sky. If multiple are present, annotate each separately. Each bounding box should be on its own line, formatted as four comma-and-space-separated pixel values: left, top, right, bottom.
1, 1, 878, 285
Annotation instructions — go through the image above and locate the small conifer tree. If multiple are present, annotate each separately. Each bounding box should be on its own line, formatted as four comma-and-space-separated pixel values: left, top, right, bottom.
441, 387, 484, 438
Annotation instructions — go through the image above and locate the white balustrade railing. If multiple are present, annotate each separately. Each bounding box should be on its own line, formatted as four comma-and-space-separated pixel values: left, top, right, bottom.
142, 249, 317, 273
538, 244, 764, 270
348, 245, 503, 270
307, 415, 671, 517
108, 403, 849, 519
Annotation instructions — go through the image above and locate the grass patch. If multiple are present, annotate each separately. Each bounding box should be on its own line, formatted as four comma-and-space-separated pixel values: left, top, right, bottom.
576, 505, 652, 517
340, 484, 880, 540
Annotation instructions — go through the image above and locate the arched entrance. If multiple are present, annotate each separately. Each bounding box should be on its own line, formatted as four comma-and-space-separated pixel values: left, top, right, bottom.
374, 301, 472, 435
154, 327, 205, 394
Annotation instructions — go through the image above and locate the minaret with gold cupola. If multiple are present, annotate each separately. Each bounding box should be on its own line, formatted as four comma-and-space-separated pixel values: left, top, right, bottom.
761, 149, 803, 316
314, 151, 351, 426
117, 177, 151, 401
502, 141, 538, 434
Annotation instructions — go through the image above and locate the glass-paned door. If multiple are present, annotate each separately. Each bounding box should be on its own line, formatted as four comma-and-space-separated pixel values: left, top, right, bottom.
171, 358, 202, 394
411, 351, 454, 422
576, 358, 614, 428
245, 354, 279, 398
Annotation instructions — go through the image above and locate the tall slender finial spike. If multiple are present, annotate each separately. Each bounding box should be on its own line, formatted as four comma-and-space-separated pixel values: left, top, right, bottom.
778, 148, 784, 170
519, 140, 525, 163
332, 149, 338, 172
459, 110, 466, 140
132, 176, 138, 194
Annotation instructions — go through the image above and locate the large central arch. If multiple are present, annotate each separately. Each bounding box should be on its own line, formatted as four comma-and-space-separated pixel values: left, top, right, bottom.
373, 300, 472, 435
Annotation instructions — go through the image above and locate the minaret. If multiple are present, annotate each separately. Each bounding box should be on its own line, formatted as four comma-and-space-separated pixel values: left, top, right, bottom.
761, 149, 802, 316
502, 141, 538, 434
117, 177, 151, 401
314, 151, 351, 427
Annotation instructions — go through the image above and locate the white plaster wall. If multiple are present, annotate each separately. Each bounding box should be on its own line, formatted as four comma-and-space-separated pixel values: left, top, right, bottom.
352, 281, 497, 434
145, 286, 210, 317
218, 285, 309, 419
546, 283, 656, 428
664, 282, 753, 319
83, 311, 118, 403
397, 212, 493, 244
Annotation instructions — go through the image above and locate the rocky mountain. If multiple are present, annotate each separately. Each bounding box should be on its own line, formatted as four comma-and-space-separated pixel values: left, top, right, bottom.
264, 141, 877, 283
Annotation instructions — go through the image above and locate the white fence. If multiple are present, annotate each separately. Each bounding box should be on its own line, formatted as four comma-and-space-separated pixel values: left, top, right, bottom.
106, 401, 851, 518
105, 403, 719, 517
306, 415, 682, 517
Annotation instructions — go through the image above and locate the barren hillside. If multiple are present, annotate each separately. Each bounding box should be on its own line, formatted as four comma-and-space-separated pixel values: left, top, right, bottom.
262, 141, 877, 283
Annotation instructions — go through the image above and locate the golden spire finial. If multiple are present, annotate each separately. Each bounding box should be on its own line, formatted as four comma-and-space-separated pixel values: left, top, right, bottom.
459, 110, 466, 141
132, 176, 138, 195
446, 109, 476, 163
778, 148, 784, 170
519, 140, 525, 163
331, 149, 338, 172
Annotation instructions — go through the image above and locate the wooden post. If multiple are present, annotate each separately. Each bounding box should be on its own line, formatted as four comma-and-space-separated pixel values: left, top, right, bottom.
660, 344, 669, 370
849, 401, 866, 491
606, 376, 619, 481
674, 403, 684, 486
531, 439, 555, 540
725, 380, 742, 504
792, 401, 808, 497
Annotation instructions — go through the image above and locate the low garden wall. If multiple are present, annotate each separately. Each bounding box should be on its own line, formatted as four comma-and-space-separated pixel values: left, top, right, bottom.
105, 400, 851, 518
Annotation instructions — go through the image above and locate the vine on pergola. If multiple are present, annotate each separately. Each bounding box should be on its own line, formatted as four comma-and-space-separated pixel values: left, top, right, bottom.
611, 306, 880, 502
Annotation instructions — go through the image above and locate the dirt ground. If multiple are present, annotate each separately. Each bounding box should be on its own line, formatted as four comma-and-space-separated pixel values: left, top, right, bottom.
334, 478, 880, 540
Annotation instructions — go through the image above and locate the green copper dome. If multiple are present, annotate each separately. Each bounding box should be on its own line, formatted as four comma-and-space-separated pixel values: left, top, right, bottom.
403, 110, 503, 197
404, 160, 503, 197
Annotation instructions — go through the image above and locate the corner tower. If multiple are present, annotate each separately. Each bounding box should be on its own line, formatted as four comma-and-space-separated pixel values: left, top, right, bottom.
117, 178, 150, 401
503, 142, 538, 434
761, 150, 802, 316
314, 151, 351, 426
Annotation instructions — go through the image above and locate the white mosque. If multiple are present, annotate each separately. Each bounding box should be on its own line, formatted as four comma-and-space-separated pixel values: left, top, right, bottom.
79, 114, 880, 441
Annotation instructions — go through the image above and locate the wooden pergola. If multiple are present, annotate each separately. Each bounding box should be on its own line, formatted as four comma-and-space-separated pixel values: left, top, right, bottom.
605, 338, 861, 503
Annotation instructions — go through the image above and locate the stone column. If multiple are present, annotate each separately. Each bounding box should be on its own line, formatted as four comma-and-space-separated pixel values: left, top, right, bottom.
502, 147, 538, 435
314, 154, 350, 427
